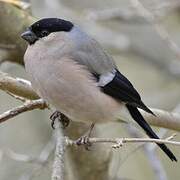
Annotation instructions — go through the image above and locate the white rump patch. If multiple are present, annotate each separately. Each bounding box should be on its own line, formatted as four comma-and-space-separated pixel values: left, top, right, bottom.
98, 69, 116, 87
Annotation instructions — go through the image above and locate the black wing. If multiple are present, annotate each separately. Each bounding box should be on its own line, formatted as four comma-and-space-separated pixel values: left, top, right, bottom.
99, 70, 177, 161
100, 70, 153, 114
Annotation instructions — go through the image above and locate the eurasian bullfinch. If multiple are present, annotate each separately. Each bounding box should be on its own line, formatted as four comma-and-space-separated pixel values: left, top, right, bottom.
21, 18, 177, 161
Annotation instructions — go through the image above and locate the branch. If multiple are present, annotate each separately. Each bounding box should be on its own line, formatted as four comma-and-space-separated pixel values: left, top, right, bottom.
0, 72, 180, 131
67, 135, 180, 147
0, 71, 39, 99
51, 119, 66, 180
0, 99, 47, 123
141, 108, 180, 132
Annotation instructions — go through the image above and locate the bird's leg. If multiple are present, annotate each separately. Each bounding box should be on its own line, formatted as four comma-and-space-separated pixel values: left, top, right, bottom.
76, 123, 95, 150
50, 111, 70, 129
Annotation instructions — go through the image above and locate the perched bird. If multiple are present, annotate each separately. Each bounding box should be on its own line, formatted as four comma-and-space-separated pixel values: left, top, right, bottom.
21, 18, 177, 161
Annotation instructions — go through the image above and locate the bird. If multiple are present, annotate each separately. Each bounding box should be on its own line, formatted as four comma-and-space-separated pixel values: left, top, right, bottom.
21, 18, 177, 161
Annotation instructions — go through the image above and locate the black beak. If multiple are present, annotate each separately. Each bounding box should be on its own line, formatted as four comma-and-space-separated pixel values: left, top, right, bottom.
21, 28, 38, 44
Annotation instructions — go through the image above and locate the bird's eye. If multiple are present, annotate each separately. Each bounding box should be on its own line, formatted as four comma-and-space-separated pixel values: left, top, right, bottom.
41, 30, 49, 37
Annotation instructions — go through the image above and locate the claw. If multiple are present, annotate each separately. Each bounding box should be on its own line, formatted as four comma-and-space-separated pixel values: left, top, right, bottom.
60, 113, 70, 128
76, 135, 92, 150
50, 111, 70, 129
76, 123, 95, 150
112, 139, 123, 149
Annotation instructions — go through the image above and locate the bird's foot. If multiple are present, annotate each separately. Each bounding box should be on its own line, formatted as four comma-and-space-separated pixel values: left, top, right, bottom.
76, 123, 95, 150
50, 111, 70, 129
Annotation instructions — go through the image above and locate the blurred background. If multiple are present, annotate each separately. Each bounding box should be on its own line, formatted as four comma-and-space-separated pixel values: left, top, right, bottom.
0, 0, 180, 180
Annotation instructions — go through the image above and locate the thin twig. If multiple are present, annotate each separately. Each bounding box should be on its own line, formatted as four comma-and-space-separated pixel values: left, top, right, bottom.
6, 91, 27, 102
0, 99, 47, 123
67, 135, 180, 147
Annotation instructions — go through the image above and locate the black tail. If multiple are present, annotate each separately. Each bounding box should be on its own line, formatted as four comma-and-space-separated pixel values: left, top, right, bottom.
126, 104, 177, 162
